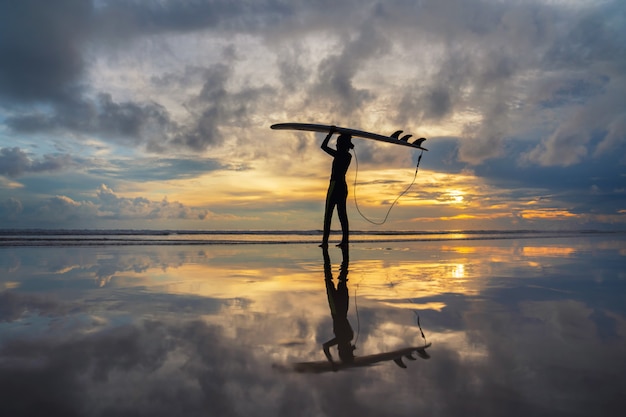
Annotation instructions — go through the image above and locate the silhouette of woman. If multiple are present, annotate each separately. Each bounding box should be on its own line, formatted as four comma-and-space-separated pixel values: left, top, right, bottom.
320, 126, 353, 248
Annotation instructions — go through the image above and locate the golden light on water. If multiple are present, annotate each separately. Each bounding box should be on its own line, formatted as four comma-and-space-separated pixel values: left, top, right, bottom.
65, 240, 587, 322
523, 246, 577, 257
451, 263, 466, 279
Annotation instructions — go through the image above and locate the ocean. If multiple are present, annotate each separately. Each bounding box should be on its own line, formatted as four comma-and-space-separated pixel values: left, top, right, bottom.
0, 228, 617, 246
1, 230, 625, 416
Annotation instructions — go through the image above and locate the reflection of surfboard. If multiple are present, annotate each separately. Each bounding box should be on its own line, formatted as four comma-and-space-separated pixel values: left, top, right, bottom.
286, 344, 432, 374
271, 123, 428, 151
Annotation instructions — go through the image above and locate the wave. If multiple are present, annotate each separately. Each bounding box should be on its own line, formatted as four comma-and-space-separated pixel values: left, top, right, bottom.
0, 229, 620, 247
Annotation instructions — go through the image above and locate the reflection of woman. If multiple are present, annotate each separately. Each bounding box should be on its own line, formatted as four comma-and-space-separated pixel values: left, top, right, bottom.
322, 246, 355, 368
320, 127, 353, 248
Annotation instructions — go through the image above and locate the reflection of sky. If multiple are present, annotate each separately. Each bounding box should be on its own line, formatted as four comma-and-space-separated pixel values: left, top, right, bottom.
1, 236, 625, 415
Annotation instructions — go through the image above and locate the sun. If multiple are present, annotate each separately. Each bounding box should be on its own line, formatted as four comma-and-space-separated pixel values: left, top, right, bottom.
449, 190, 465, 204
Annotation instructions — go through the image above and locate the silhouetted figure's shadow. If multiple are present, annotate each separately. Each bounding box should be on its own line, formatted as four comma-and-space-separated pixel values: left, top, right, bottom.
322, 245, 355, 370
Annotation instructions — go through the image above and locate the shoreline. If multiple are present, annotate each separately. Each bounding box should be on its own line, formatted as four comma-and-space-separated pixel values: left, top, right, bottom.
0, 229, 622, 247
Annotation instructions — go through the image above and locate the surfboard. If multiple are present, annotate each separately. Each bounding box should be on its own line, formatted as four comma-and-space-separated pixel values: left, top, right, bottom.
285, 343, 432, 374
271, 123, 428, 151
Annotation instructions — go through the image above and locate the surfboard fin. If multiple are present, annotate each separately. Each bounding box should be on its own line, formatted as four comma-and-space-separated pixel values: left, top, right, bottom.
400, 134, 412, 142
404, 353, 417, 360
393, 358, 407, 368
391, 130, 403, 139
412, 138, 427, 147
416, 348, 430, 359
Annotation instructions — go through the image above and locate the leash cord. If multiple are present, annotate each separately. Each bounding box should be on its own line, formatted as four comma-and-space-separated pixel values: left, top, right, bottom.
353, 284, 360, 348
352, 149, 423, 225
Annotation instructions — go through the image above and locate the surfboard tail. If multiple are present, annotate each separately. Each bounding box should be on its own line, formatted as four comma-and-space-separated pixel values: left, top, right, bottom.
413, 138, 427, 149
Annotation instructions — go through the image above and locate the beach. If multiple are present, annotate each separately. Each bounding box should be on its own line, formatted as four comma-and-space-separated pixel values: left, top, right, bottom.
1, 231, 625, 416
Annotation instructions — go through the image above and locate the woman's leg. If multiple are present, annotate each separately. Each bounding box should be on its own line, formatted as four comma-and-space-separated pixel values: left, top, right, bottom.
321, 183, 337, 247
336, 189, 349, 246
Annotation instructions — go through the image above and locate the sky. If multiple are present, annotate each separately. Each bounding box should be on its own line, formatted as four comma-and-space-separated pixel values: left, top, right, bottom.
0, 0, 625, 231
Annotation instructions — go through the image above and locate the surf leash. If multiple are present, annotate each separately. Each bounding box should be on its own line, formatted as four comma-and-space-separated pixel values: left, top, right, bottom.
351, 149, 424, 225
353, 283, 360, 350
385, 275, 429, 346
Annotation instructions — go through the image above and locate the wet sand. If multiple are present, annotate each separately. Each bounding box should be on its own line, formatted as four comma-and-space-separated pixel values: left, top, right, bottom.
1, 235, 625, 416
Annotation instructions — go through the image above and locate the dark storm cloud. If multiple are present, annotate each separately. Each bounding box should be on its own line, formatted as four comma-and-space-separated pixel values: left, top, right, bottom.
96, 94, 174, 144
384, 0, 626, 166
310, 23, 389, 116
7, 94, 178, 151
473, 138, 626, 217
0, 0, 285, 104
95, 0, 292, 37
0, 0, 93, 103
1, 0, 281, 154
89, 158, 227, 181
276, 45, 312, 93
172, 64, 232, 150
0, 147, 74, 177
171, 62, 277, 151
8, 57, 276, 153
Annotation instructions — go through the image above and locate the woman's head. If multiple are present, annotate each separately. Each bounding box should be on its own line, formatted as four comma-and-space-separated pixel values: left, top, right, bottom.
337, 134, 354, 150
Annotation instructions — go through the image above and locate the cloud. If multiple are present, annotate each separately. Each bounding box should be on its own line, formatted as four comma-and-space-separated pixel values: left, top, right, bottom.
7, 59, 276, 154
38, 194, 100, 222
171, 60, 277, 151
4, 0, 623, 165
523, 78, 626, 166
21, 185, 212, 224
0, 147, 74, 177
0, 0, 625, 229
0, 0, 93, 103
90, 157, 227, 181
0, 197, 23, 220
517, 1, 626, 167
95, 184, 212, 220
95, 0, 290, 37
7, 94, 178, 151
309, 22, 389, 117
0, 291, 78, 322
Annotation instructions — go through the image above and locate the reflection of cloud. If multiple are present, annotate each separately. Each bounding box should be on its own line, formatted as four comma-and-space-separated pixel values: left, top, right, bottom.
1, 238, 625, 415
1, 299, 623, 416
1, 247, 182, 290
0, 291, 75, 322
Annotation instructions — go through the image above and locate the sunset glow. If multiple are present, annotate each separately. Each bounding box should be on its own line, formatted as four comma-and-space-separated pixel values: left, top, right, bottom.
0, 0, 624, 231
